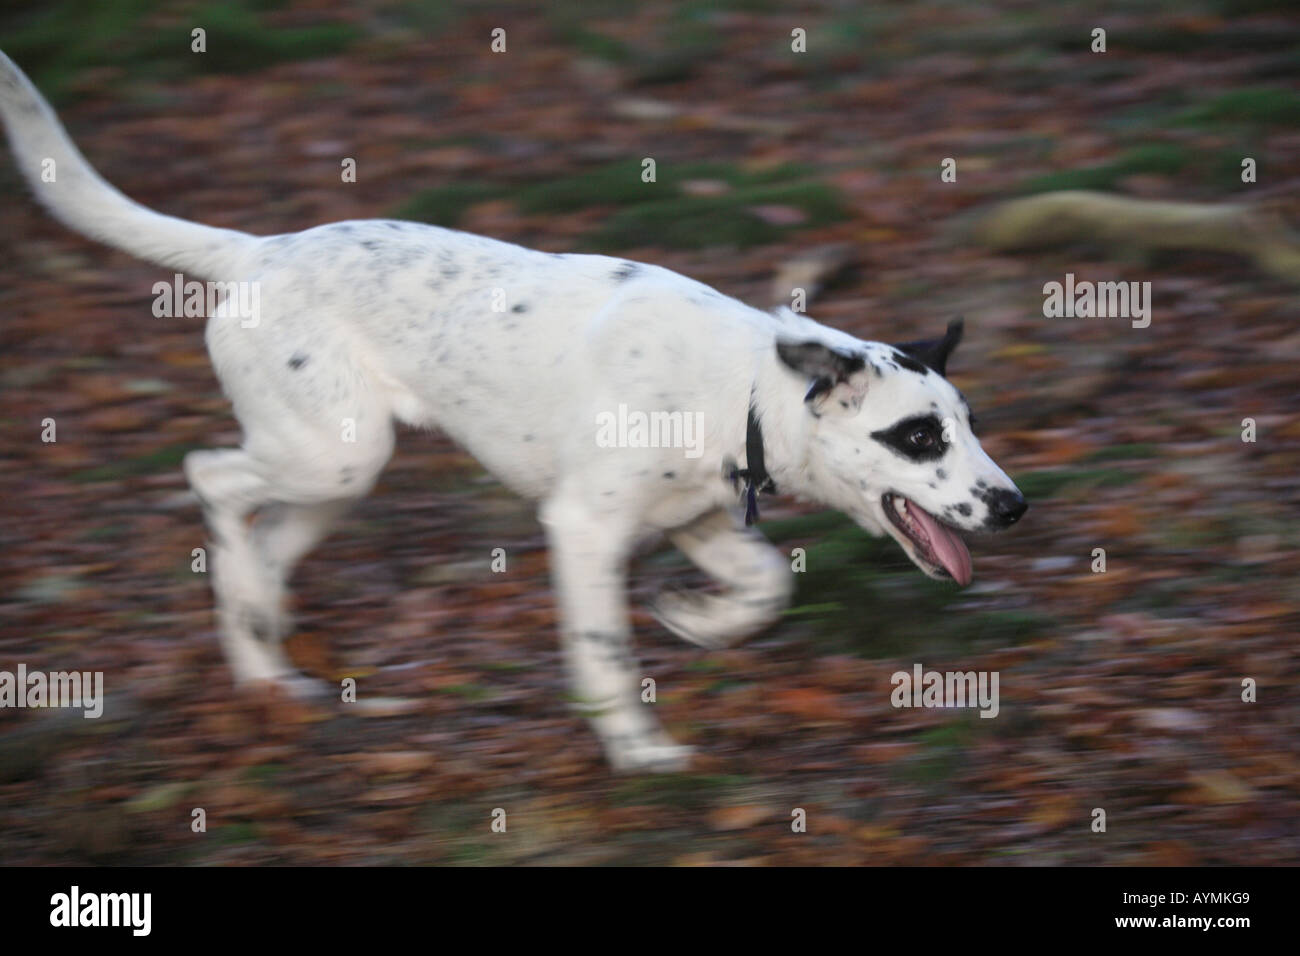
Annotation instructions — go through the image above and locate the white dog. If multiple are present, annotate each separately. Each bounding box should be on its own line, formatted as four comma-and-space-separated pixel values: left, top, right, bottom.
1, 52, 1026, 771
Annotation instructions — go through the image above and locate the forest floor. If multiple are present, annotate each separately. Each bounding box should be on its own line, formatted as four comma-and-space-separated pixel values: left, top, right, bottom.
1, 0, 1297, 864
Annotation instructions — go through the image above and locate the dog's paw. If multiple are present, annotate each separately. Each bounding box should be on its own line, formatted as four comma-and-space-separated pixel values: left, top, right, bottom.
607, 738, 696, 774
234, 671, 330, 702
277, 673, 331, 701
650, 588, 739, 651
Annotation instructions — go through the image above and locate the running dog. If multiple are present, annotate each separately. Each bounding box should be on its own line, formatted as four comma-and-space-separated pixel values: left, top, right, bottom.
0, 52, 1026, 771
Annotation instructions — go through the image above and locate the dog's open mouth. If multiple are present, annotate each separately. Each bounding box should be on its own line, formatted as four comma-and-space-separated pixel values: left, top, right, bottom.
882, 492, 973, 586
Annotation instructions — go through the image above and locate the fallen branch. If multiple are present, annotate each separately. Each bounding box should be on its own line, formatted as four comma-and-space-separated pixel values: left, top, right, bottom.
967, 190, 1300, 285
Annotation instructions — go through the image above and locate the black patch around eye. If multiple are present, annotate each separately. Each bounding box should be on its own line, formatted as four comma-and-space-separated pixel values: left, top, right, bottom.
871, 414, 947, 462
892, 350, 930, 375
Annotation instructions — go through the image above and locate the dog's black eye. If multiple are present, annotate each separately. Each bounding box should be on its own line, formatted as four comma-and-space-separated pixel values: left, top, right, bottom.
871, 414, 947, 462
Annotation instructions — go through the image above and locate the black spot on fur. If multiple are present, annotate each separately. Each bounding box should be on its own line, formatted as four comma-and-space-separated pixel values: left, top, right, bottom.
892, 350, 930, 375
611, 263, 639, 281
288, 353, 309, 370
956, 503, 972, 516
512, 302, 528, 313
244, 607, 275, 644
663, 471, 675, 479
937, 468, 947, 480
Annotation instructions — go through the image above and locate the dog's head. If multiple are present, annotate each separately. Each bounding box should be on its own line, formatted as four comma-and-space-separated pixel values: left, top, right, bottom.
775, 318, 1025, 585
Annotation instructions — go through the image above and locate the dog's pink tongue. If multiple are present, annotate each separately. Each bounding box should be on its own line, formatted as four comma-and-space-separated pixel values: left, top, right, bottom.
909, 501, 973, 586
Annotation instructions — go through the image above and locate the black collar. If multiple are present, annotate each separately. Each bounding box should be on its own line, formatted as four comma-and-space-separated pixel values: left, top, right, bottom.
726, 404, 776, 525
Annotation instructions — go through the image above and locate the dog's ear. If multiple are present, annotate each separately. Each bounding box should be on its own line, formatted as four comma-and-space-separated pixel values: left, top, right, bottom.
893, 317, 964, 377
776, 340, 868, 410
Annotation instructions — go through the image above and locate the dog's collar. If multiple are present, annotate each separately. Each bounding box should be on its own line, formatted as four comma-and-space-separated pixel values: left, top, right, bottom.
725, 404, 776, 526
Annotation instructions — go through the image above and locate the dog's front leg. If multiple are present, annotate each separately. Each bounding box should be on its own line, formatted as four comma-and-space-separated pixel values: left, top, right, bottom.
541, 495, 693, 773
653, 508, 793, 649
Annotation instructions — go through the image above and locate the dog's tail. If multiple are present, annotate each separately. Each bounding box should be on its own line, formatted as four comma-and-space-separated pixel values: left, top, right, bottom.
0, 50, 259, 277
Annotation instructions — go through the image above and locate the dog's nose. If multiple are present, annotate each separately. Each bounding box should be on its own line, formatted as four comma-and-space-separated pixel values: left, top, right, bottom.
987, 488, 1027, 526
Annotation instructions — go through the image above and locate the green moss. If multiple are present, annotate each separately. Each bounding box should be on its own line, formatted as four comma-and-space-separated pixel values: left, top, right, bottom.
558, 25, 635, 63
516, 160, 808, 215
243, 762, 288, 784
1083, 442, 1161, 462
590, 181, 848, 250
1175, 86, 1300, 127
1019, 144, 1190, 194
211, 822, 261, 845
760, 513, 1049, 659
436, 683, 493, 701
160, 4, 359, 75
392, 182, 505, 227
393, 160, 844, 248
69, 442, 201, 483
1014, 467, 1137, 500
897, 721, 973, 784
610, 773, 754, 808
2, 0, 357, 102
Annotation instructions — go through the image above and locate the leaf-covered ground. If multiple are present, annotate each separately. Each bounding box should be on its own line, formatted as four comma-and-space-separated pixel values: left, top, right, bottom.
1, 0, 1298, 865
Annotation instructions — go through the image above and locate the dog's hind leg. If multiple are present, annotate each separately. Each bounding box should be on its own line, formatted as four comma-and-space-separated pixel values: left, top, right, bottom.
249, 497, 356, 642
184, 448, 304, 693
541, 491, 694, 773
653, 508, 793, 650
184, 428, 391, 698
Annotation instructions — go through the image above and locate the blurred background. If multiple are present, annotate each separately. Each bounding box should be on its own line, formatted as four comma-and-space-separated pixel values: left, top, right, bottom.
0, 0, 1297, 865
